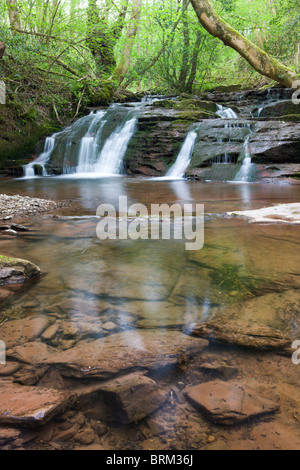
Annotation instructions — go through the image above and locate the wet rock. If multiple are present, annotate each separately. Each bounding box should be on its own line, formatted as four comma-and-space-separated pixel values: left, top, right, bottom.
0, 255, 40, 286
259, 100, 300, 118
102, 321, 119, 332
42, 322, 61, 342
1, 316, 54, 349
13, 365, 50, 386
94, 372, 169, 424
199, 363, 238, 381
0, 384, 76, 427
250, 121, 300, 164
185, 320, 289, 350
184, 380, 280, 425
0, 225, 11, 231
8, 342, 55, 365
74, 426, 96, 445
0, 427, 21, 445
1, 229, 18, 236
11, 224, 29, 232
38, 330, 208, 379
0, 362, 21, 376
54, 423, 81, 442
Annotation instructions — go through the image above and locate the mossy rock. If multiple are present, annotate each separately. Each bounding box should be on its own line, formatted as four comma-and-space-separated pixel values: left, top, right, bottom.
275, 114, 300, 122
154, 99, 218, 113
0, 255, 40, 286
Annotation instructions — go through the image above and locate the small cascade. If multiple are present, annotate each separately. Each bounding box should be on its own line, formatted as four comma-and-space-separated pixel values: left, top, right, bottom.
216, 104, 239, 119
235, 129, 253, 182
165, 124, 200, 179
76, 111, 106, 174
22, 104, 141, 178
23, 135, 57, 178
93, 110, 139, 176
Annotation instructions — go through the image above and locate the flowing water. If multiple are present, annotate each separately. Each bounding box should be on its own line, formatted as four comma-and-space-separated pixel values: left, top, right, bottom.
1, 177, 300, 449
2, 91, 300, 449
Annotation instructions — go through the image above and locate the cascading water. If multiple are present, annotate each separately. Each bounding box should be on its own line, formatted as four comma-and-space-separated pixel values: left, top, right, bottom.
22, 104, 141, 178
235, 128, 253, 182
165, 124, 201, 179
76, 111, 106, 174
216, 104, 239, 119
23, 135, 57, 178
93, 109, 138, 176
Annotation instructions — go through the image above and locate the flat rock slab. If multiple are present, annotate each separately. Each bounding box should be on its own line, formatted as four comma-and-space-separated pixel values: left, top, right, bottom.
8, 330, 208, 379
186, 320, 289, 350
0, 384, 76, 427
1, 316, 54, 349
184, 381, 280, 425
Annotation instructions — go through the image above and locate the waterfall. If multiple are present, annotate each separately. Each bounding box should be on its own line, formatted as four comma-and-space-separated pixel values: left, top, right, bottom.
76, 111, 106, 174
23, 135, 57, 178
235, 131, 253, 182
22, 105, 140, 178
93, 110, 138, 176
165, 125, 200, 179
216, 104, 239, 119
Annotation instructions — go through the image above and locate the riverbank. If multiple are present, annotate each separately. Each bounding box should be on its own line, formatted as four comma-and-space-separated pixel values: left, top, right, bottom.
0, 194, 68, 221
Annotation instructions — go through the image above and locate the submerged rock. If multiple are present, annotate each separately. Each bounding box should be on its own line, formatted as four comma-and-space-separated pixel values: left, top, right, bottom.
89, 371, 169, 424
184, 380, 280, 425
8, 330, 209, 379
185, 320, 289, 350
0, 384, 76, 427
1, 316, 54, 349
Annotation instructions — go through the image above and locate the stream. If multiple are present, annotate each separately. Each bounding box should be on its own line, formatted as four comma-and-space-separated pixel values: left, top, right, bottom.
1, 91, 300, 450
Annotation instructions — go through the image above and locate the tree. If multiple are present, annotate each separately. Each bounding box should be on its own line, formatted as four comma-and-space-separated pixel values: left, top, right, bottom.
86, 0, 128, 77
111, 0, 143, 86
190, 0, 299, 87
6, 0, 21, 34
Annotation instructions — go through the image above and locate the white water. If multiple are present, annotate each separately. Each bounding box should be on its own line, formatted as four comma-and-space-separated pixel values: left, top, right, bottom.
22, 105, 140, 178
23, 136, 56, 178
235, 133, 253, 182
93, 111, 138, 176
76, 111, 106, 174
216, 104, 239, 119
164, 125, 200, 179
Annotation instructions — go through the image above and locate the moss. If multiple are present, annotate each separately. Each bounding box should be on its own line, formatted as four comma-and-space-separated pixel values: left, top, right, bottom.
0, 255, 40, 279
155, 99, 217, 113
274, 114, 300, 122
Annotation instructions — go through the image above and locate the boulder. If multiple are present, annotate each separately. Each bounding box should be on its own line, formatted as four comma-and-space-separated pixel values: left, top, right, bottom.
0, 255, 40, 286
184, 380, 280, 425
89, 372, 169, 424
259, 100, 300, 118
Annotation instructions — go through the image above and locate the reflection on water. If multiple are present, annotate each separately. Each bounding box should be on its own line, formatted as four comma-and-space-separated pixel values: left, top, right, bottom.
1, 177, 300, 450
1, 177, 300, 340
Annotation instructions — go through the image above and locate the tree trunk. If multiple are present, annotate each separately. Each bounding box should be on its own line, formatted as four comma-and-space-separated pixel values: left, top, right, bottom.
0, 43, 6, 59
111, 0, 143, 86
6, 0, 22, 34
190, 0, 299, 87
186, 30, 203, 93
87, 0, 128, 77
